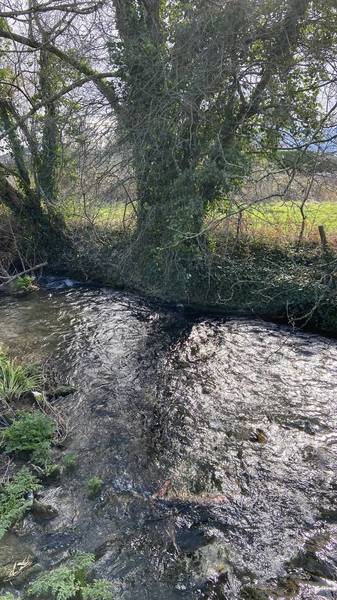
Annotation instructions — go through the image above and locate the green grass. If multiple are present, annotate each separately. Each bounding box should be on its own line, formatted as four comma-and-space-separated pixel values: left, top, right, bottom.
60, 199, 134, 227
246, 200, 337, 234
60, 198, 337, 241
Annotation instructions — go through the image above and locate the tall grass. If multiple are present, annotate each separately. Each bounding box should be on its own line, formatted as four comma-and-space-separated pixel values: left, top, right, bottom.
0, 351, 43, 404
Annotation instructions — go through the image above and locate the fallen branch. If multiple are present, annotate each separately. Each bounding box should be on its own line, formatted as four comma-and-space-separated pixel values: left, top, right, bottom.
0, 262, 47, 289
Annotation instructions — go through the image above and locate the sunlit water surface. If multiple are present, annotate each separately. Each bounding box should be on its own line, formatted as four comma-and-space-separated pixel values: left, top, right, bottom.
1, 284, 337, 599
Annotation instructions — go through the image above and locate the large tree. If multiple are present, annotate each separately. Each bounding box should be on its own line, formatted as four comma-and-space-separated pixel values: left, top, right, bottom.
0, 1, 336, 282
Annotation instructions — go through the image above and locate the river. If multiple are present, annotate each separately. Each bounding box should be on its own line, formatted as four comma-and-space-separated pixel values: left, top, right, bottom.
1, 283, 337, 599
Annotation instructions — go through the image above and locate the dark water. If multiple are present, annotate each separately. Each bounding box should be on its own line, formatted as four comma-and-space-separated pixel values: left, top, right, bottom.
1, 285, 337, 599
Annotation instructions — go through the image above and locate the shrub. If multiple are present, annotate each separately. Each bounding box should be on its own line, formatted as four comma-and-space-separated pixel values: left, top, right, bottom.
27, 565, 80, 600
9, 275, 34, 294
0, 351, 43, 403
3, 411, 55, 467
86, 477, 103, 498
0, 594, 16, 600
0, 467, 41, 539
27, 553, 113, 600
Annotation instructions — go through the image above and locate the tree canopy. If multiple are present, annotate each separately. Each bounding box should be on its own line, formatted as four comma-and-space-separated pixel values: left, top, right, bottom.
0, 1, 336, 288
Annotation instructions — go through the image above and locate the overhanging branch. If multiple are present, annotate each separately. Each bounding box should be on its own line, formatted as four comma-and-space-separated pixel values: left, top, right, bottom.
0, 28, 120, 110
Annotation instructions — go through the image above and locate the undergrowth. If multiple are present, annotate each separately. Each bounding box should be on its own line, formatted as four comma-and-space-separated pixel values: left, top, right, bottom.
0, 467, 41, 539
8, 275, 35, 295
3, 411, 55, 467
0, 350, 67, 539
27, 553, 113, 600
0, 351, 43, 404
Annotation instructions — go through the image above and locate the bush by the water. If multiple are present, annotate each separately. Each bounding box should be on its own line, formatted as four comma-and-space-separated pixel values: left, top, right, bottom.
3, 411, 55, 467
8, 275, 35, 295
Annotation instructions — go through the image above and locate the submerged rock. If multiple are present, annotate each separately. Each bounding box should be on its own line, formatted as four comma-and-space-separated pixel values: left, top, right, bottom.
240, 585, 269, 599
32, 499, 59, 521
47, 385, 77, 399
0, 534, 35, 583
198, 570, 231, 599
31, 487, 77, 530
249, 429, 268, 444
175, 522, 216, 554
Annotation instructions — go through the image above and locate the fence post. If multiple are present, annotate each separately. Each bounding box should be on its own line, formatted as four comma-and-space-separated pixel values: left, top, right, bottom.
318, 225, 328, 256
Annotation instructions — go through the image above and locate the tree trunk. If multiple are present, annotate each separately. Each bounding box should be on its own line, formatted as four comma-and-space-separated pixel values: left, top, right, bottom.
0, 174, 67, 259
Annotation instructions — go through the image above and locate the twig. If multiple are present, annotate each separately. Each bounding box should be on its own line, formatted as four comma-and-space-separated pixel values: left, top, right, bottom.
0, 262, 47, 289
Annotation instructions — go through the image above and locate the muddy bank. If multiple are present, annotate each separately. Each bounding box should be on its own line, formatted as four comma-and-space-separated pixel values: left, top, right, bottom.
1, 285, 337, 598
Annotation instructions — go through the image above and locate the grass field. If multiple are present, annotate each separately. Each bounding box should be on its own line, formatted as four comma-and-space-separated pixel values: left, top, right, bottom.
60, 197, 337, 246
239, 201, 337, 246
247, 201, 337, 232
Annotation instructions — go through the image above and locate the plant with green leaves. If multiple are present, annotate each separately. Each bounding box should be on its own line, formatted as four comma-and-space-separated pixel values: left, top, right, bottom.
3, 411, 55, 467
27, 553, 113, 600
8, 275, 34, 294
86, 477, 103, 498
0, 467, 41, 539
0, 351, 43, 404
62, 452, 78, 473
0, 594, 16, 600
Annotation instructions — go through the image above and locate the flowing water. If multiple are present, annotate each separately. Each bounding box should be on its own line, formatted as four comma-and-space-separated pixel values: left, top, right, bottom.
1, 282, 337, 599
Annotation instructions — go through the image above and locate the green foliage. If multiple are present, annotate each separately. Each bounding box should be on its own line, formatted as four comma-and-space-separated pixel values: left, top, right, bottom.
42, 462, 60, 478
0, 467, 41, 539
27, 553, 113, 600
0, 351, 43, 403
28, 565, 79, 600
0, 594, 16, 600
9, 275, 34, 293
82, 580, 113, 600
70, 553, 96, 581
86, 477, 103, 498
62, 452, 78, 473
3, 411, 55, 467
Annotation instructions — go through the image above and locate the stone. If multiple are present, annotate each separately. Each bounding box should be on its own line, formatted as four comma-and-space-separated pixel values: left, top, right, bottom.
32, 499, 59, 521
48, 385, 77, 398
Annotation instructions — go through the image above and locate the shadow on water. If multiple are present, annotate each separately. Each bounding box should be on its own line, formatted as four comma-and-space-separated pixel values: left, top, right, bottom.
1, 281, 337, 598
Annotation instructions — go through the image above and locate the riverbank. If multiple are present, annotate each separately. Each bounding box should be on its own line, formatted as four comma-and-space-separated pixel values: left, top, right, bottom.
56, 222, 337, 337
2, 210, 337, 336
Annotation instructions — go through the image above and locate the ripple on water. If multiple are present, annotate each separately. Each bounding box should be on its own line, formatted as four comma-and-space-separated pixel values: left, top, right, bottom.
1, 288, 337, 598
